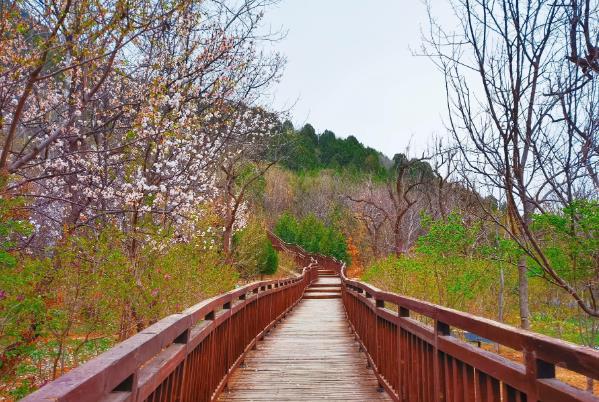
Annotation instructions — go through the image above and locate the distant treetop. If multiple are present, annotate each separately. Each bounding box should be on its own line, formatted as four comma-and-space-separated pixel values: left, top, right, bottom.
279, 122, 390, 179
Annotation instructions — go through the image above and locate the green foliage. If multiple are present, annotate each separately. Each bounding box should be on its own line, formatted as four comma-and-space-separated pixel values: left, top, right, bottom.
140, 234, 238, 321
0, 227, 131, 396
260, 241, 278, 276
364, 207, 599, 347
274, 213, 349, 262
0, 257, 48, 363
392, 153, 435, 181
531, 200, 598, 282
274, 212, 299, 244
362, 253, 497, 311
236, 162, 267, 202
530, 310, 599, 346
279, 124, 388, 179
417, 212, 479, 259
233, 220, 279, 278
0, 215, 238, 396
0, 195, 32, 268
6, 337, 113, 400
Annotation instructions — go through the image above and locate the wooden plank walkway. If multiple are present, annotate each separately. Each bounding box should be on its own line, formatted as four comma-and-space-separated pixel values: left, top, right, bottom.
218, 296, 392, 401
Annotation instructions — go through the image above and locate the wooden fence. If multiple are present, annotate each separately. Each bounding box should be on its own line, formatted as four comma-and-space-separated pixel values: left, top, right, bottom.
307, 258, 598, 401
268, 234, 599, 402
23, 250, 317, 402
24, 233, 599, 402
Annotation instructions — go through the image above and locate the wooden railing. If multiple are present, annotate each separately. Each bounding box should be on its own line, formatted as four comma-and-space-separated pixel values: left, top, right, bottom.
268, 234, 599, 402
24, 233, 599, 402
341, 277, 599, 402
23, 250, 318, 402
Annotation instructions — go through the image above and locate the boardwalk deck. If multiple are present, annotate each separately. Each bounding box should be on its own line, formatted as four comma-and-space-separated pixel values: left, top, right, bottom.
218, 297, 392, 401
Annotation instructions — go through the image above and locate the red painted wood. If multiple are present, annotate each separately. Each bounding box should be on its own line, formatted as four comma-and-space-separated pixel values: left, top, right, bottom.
23, 242, 318, 402
273, 234, 599, 402
23, 233, 599, 402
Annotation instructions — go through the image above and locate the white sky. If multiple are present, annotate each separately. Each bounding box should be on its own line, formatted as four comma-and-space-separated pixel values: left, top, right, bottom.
262, 1, 458, 157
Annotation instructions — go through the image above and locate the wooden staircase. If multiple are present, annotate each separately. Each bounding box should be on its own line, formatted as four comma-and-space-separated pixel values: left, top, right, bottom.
303, 268, 342, 299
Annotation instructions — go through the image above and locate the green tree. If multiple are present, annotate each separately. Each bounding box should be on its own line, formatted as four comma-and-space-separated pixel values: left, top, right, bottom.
274, 213, 299, 243
234, 221, 279, 279
259, 242, 278, 277
530, 201, 599, 349
279, 123, 388, 178
274, 213, 348, 262
0, 193, 32, 268
417, 212, 479, 259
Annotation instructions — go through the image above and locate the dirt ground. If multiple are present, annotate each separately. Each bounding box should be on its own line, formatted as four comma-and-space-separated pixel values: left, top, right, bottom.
479, 344, 598, 395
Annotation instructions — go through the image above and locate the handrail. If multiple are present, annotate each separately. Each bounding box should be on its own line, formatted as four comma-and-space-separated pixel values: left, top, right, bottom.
23, 248, 318, 402
25, 233, 599, 402
268, 233, 599, 402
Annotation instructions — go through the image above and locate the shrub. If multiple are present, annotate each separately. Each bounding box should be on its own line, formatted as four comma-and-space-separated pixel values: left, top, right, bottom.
260, 241, 278, 276
274, 212, 298, 244
234, 220, 279, 279
274, 213, 348, 262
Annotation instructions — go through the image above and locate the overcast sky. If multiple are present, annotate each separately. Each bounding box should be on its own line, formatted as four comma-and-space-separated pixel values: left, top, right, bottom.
262, 1, 457, 157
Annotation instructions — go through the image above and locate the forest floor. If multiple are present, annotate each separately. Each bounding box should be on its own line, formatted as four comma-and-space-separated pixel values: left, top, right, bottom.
479, 343, 598, 394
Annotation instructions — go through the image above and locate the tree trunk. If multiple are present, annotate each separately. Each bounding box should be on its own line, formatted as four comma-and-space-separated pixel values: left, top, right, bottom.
222, 172, 238, 259
516, 200, 534, 330
371, 228, 379, 258
393, 216, 405, 256
496, 267, 505, 353
223, 224, 233, 257
517, 255, 530, 330
498, 267, 505, 323
394, 229, 404, 256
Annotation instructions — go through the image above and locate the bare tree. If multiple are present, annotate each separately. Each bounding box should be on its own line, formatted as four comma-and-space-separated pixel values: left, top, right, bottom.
425, 0, 599, 325
429, 140, 460, 220
346, 179, 389, 258
347, 154, 432, 256
566, 0, 599, 75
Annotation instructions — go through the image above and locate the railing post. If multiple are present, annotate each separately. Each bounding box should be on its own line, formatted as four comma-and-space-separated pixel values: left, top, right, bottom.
175, 328, 190, 402
524, 350, 555, 402
204, 309, 216, 395
239, 293, 247, 365
397, 306, 409, 401
252, 288, 259, 349
223, 300, 232, 390
374, 298, 385, 391
434, 320, 450, 402
268, 284, 273, 323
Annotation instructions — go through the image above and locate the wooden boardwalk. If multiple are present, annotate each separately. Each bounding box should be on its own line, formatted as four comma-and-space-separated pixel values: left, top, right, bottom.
218, 292, 392, 401
23, 238, 599, 402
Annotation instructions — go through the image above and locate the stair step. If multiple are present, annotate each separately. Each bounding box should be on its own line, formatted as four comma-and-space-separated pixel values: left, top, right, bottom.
307, 287, 341, 293
303, 292, 341, 299
318, 274, 338, 277
310, 283, 341, 288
